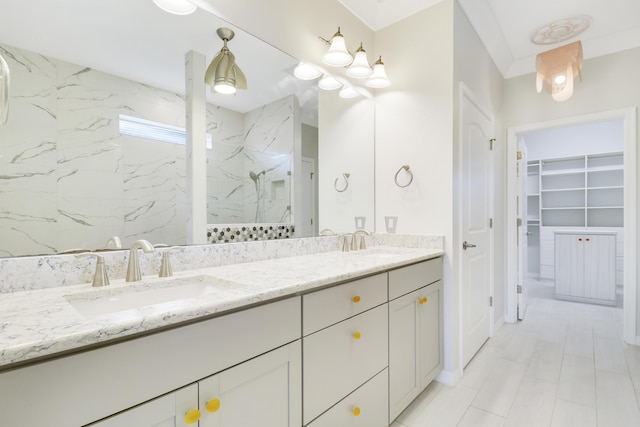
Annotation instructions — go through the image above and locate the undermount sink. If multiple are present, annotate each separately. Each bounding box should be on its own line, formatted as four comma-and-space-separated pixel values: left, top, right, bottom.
65, 275, 231, 317
350, 247, 410, 258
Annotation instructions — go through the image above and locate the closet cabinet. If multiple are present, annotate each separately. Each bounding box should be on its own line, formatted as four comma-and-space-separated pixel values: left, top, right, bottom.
554, 232, 616, 305
388, 260, 443, 423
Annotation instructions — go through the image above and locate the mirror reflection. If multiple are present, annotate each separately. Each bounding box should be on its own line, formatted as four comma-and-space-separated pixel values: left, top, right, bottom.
0, 0, 321, 257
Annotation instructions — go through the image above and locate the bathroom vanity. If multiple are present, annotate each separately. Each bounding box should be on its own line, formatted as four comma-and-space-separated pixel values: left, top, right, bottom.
0, 244, 443, 426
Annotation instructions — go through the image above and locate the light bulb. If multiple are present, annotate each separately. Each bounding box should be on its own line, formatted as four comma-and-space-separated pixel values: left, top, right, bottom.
214, 82, 236, 95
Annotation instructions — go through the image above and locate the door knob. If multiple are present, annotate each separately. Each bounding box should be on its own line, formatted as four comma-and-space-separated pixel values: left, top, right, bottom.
526, 231, 533, 236
462, 241, 477, 250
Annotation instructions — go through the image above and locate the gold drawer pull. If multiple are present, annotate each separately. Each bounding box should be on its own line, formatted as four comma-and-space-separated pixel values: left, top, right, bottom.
352, 295, 361, 303
353, 406, 361, 416
206, 398, 221, 413
184, 409, 201, 424
419, 297, 428, 305
353, 331, 361, 340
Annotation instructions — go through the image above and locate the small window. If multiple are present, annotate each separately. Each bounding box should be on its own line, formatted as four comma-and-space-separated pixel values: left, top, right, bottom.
119, 114, 212, 149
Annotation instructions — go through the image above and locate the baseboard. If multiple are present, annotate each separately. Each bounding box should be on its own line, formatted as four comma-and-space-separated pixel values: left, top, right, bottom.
493, 316, 505, 333
436, 368, 462, 385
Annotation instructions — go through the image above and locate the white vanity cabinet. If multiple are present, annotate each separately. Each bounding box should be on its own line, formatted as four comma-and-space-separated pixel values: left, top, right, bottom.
90, 341, 301, 427
388, 259, 443, 423
554, 232, 616, 305
302, 273, 389, 426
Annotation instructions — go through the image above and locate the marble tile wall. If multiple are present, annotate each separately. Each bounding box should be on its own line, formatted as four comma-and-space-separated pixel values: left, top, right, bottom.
0, 233, 444, 293
0, 42, 295, 258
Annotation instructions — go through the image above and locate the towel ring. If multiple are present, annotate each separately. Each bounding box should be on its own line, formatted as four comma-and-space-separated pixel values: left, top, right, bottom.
335, 172, 350, 192
394, 165, 413, 188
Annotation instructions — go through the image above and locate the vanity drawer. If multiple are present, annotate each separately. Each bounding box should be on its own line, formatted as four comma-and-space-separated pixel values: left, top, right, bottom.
303, 304, 388, 425
303, 273, 387, 335
307, 368, 388, 427
389, 258, 442, 300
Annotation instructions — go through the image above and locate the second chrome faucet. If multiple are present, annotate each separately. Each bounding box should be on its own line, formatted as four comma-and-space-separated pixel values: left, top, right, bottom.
126, 240, 155, 282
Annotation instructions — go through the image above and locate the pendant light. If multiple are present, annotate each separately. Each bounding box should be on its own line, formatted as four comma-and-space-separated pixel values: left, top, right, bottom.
346, 43, 372, 78
535, 41, 582, 102
365, 56, 391, 88
205, 28, 247, 95
322, 27, 353, 67
152, 0, 197, 15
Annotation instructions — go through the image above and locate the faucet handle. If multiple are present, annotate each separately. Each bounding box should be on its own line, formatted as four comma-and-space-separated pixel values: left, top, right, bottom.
159, 246, 183, 278
76, 253, 110, 287
342, 235, 351, 252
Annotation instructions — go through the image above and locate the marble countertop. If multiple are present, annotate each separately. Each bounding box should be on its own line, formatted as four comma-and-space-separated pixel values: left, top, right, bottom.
0, 246, 444, 370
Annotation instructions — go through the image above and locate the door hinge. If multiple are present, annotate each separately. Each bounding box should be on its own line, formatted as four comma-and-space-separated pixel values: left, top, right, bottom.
517, 285, 523, 294
489, 138, 495, 151
517, 151, 523, 160
489, 296, 493, 307
489, 218, 493, 228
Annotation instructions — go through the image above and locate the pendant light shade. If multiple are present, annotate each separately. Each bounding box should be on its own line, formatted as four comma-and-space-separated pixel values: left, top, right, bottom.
535, 41, 582, 102
205, 28, 247, 95
294, 62, 322, 80
152, 0, 197, 15
318, 75, 342, 90
346, 43, 372, 78
339, 86, 360, 99
322, 27, 353, 67
365, 56, 391, 88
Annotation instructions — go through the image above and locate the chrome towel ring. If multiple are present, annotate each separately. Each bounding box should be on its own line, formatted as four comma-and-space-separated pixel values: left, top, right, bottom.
394, 165, 413, 188
335, 172, 350, 192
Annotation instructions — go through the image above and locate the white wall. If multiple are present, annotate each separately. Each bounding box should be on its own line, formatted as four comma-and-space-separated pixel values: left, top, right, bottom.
504, 47, 640, 336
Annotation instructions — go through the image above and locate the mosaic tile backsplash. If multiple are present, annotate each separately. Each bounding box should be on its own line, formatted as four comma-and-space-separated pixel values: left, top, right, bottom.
207, 224, 295, 243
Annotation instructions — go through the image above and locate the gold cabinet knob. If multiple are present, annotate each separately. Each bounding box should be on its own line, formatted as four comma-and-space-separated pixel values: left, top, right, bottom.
184, 409, 201, 424
419, 297, 428, 305
206, 398, 221, 413
352, 295, 361, 303
353, 331, 361, 340
353, 406, 361, 417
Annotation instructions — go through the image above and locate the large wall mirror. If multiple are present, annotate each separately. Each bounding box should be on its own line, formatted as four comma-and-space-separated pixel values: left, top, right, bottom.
0, 0, 374, 258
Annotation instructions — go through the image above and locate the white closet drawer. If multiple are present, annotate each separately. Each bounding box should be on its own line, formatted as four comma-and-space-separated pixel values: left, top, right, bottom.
389, 259, 442, 300
303, 304, 388, 424
303, 273, 387, 335
307, 368, 388, 427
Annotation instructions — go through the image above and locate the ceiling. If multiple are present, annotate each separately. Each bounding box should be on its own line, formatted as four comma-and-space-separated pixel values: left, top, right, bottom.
340, 0, 640, 78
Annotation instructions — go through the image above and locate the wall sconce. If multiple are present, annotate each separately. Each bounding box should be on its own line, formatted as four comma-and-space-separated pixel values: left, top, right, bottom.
535, 41, 583, 102
365, 56, 390, 88
0, 53, 8, 124
152, 0, 197, 15
346, 43, 373, 78
205, 28, 247, 95
321, 27, 353, 67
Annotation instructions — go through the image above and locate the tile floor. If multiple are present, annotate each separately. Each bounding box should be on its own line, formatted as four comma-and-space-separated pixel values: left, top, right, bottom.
391, 281, 640, 427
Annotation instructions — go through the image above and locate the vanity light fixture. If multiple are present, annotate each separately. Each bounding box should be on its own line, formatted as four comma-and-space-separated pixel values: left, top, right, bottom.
321, 27, 353, 67
346, 43, 373, 78
365, 56, 391, 88
205, 28, 247, 95
293, 62, 322, 80
152, 0, 197, 15
535, 40, 583, 102
339, 86, 360, 99
318, 75, 342, 91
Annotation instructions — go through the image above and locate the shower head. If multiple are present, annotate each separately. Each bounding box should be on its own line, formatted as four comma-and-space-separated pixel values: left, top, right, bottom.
249, 170, 265, 182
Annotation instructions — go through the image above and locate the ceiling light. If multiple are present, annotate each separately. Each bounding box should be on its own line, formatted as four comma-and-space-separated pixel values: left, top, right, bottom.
205, 28, 247, 95
152, 0, 197, 15
535, 41, 582, 102
346, 43, 372, 78
318, 75, 342, 90
321, 27, 353, 67
365, 56, 391, 88
294, 62, 322, 80
339, 86, 360, 99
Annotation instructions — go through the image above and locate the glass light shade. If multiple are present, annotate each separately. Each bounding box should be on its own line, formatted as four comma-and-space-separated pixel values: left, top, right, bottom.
339, 86, 360, 99
152, 0, 197, 15
535, 41, 582, 102
214, 82, 236, 95
322, 29, 353, 67
346, 45, 372, 78
294, 62, 322, 80
318, 75, 342, 90
365, 57, 391, 88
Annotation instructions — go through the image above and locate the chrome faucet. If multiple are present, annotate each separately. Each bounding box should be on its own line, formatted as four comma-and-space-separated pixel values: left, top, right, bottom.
319, 228, 337, 236
126, 240, 155, 282
351, 229, 372, 251
76, 253, 110, 287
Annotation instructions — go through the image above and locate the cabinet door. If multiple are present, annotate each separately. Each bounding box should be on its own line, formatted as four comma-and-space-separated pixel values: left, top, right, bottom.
583, 234, 616, 302
419, 281, 442, 387
554, 234, 585, 297
389, 289, 421, 422
89, 384, 198, 427
198, 341, 301, 427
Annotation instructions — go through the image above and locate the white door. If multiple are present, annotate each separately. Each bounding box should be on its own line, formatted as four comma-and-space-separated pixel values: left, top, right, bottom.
516, 138, 528, 320
460, 89, 493, 366
300, 157, 316, 237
